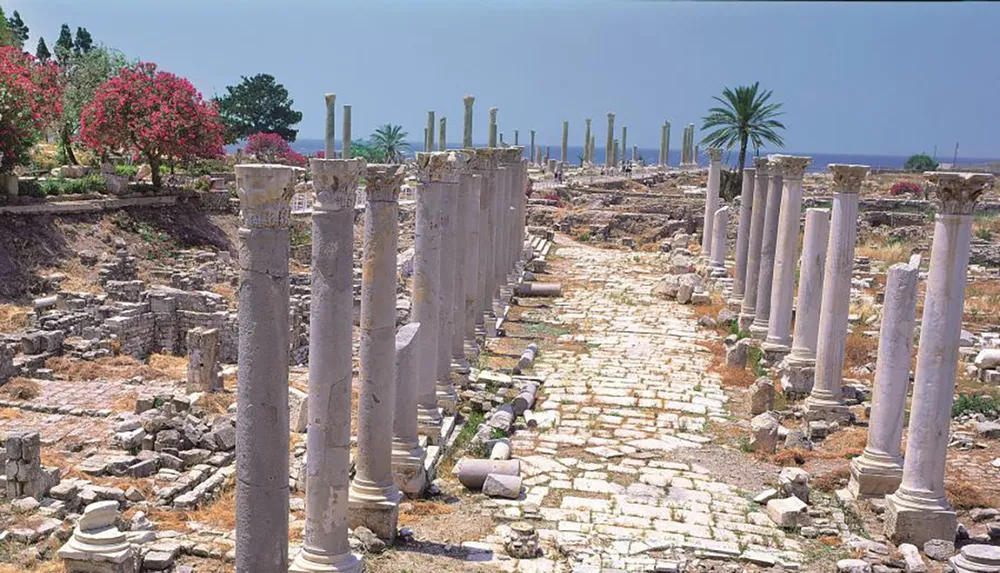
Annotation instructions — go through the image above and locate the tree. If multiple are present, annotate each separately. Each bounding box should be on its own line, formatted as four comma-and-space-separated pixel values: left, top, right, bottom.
904, 154, 938, 172
7, 10, 28, 47
243, 132, 306, 166
214, 74, 302, 143
370, 124, 409, 163
36, 37, 51, 62
700, 82, 785, 194
79, 62, 225, 188
74, 27, 93, 55
0, 8, 16, 47
0, 47, 63, 173
59, 46, 128, 164
54, 24, 73, 62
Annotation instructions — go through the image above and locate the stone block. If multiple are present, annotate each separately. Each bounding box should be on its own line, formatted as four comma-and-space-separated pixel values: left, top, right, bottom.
483, 473, 523, 499
749, 412, 779, 453
748, 378, 775, 416
765, 496, 810, 528
778, 467, 810, 503
288, 387, 308, 433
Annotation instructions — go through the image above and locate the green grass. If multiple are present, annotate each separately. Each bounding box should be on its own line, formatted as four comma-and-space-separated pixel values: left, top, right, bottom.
952, 394, 999, 418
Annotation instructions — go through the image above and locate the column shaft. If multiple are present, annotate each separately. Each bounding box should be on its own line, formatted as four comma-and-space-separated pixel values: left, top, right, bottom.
413, 157, 444, 441
605, 113, 615, 167
436, 174, 460, 411
700, 149, 722, 257
451, 171, 473, 377
709, 206, 729, 270
731, 168, 756, 303
464, 174, 483, 355
765, 155, 811, 354
748, 174, 783, 339
740, 164, 770, 327
463, 95, 474, 149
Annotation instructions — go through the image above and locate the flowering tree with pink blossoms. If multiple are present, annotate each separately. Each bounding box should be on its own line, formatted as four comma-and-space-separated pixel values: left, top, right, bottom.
0, 46, 63, 173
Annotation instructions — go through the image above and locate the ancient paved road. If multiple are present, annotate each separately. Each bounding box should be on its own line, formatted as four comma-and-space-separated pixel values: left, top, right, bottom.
489, 237, 805, 572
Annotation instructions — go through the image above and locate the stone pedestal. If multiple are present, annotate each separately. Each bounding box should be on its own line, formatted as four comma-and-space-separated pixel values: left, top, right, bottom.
186, 327, 221, 393
764, 155, 811, 356
701, 148, 723, 259
804, 165, 866, 422
748, 172, 784, 339
886, 172, 993, 546
779, 208, 829, 395
709, 206, 729, 273
950, 545, 1000, 573
234, 164, 295, 573
739, 159, 770, 331
349, 164, 405, 542
731, 168, 756, 304
391, 323, 427, 498
58, 501, 137, 573
413, 154, 444, 442
849, 259, 919, 500
291, 159, 365, 573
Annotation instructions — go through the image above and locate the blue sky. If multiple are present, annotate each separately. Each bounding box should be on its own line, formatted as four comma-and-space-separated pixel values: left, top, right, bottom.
10, 1, 1000, 157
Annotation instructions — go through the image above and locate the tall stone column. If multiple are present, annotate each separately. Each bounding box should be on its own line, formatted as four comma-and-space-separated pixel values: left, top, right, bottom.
804, 164, 867, 421
886, 172, 993, 546
779, 208, 830, 395
501, 148, 522, 283
451, 157, 474, 383
463, 95, 474, 148
514, 129, 519, 146
529, 130, 536, 166
660, 122, 670, 167
709, 206, 729, 271
700, 148, 723, 258
621, 126, 628, 163
391, 322, 425, 498
605, 112, 615, 167
561, 121, 569, 164
291, 159, 365, 573
342, 105, 352, 160
324, 94, 336, 159
494, 162, 510, 307
488, 107, 498, 148
413, 154, 445, 442
739, 159, 771, 329
848, 257, 919, 500
613, 141, 619, 168
349, 164, 404, 542
439, 117, 447, 151
730, 168, 757, 305
436, 156, 462, 412
764, 155, 812, 358
748, 170, 784, 339
426, 111, 435, 152
584, 119, 592, 164
470, 150, 498, 337
463, 172, 483, 357
590, 136, 596, 165
234, 164, 295, 573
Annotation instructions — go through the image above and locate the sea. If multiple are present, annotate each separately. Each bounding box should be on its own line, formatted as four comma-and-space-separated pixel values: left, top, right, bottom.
286, 139, 998, 173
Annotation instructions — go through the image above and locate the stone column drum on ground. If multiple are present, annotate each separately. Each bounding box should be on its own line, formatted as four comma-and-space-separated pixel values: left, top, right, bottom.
436, 155, 462, 412
349, 164, 405, 542
739, 159, 771, 330
885, 172, 994, 546
779, 208, 830, 395
730, 168, 756, 305
709, 206, 729, 272
451, 157, 474, 382
391, 322, 426, 497
763, 155, 812, 359
413, 154, 445, 442
848, 257, 920, 500
290, 158, 365, 573
234, 164, 295, 573
700, 148, 722, 259
748, 170, 784, 339
804, 164, 867, 421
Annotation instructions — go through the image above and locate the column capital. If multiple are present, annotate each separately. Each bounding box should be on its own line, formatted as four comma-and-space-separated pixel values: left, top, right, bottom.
743, 167, 756, 178
753, 156, 770, 175
364, 164, 404, 202
416, 151, 469, 183
927, 172, 994, 215
499, 147, 524, 165
310, 158, 365, 213
607, 112, 615, 120
464, 94, 474, 106
770, 154, 812, 180
706, 148, 722, 162
235, 164, 295, 229
829, 164, 869, 194
324, 93, 336, 105
467, 148, 500, 172
488, 107, 498, 119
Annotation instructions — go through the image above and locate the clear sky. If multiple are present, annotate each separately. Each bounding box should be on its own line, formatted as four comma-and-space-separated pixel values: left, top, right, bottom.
10, 1, 1000, 157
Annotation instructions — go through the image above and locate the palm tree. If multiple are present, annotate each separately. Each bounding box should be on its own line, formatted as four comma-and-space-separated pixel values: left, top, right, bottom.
370, 124, 410, 163
700, 82, 785, 181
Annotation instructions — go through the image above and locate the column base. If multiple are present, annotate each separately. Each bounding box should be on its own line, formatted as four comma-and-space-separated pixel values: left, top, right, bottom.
727, 296, 744, 310
484, 312, 497, 337
778, 355, 816, 396
452, 355, 471, 375
737, 312, 755, 332
416, 406, 442, 445
748, 322, 769, 340
436, 382, 458, 415
761, 341, 791, 364
391, 442, 428, 498
884, 489, 956, 547
463, 339, 479, 360
348, 481, 401, 542
847, 454, 903, 500
803, 396, 852, 423
289, 549, 363, 573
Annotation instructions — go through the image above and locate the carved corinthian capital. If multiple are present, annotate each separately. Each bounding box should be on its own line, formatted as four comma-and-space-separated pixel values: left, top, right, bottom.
828, 164, 869, 194
926, 172, 994, 215
364, 164, 404, 202
707, 148, 722, 162
310, 158, 365, 213
235, 164, 295, 229
770, 154, 812, 181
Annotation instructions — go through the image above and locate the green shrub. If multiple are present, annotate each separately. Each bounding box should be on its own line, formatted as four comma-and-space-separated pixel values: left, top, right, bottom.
952, 394, 999, 418
19, 179, 44, 198
904, 154, 938, 172
115, 164, 139, 178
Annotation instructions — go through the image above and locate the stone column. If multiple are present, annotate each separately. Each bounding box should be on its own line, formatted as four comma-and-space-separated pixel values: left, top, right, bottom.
463, 95, 474, 148
463, 172, 483, 358
349, 164, 404, 542
804, 164, 867, 421
514, 130, 519, 146
848, 258, 919, 500
779, 208, 830, 395
694, 145, 699, 166
709, 206, 729, 272
739, 159, 771, 330
439, 117, 447, 151
613, 140, 619, 168
529, 130, 536, 166
494, 161, 510, 307
234, 164, 295, 573
584, 119, 592, 164
748, 170, 784, 340
700, 148, 723, 258
605, 112, 615, 167
590, 136, 595, 165
730, 168, 756, 305
324, 94, 336, 159
561, 121, 569, 164
391, 322, 426, 497
886, 172, 994, 546
763, 155, 812, 358
290, 159, 365, 573
413, 154, 444, 442
426, 111, 435, 152
660, 122, 670, 167
342, 105, 352, 160
621, 126, 628, 163
451, 157, 474, 383
470, 150, 498, 337
488, 107, 498, 148
436, 156, 462, 412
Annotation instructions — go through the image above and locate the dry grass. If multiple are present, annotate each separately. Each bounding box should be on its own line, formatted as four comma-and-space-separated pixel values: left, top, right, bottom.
0, 408, 22, 420
193, 391, 236, 415
0, 377, 41, 400
765, 427, 868, 466
0, 303, 32, 331
40, 258, 100, 294
856, 241, 912, 266
189, 484, 236, 531
965, 280, 1000, 326
40, 448, 88, 481
45, 355, 168, 382
148, 353, 188, 379
946, 476, 995, 510
111, 390, 139, 412
843, 331, 877, 372
812, 465, 851, 493
211, 283, 237, 303
398, 500, 458, 527
0, 560, 66, 573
